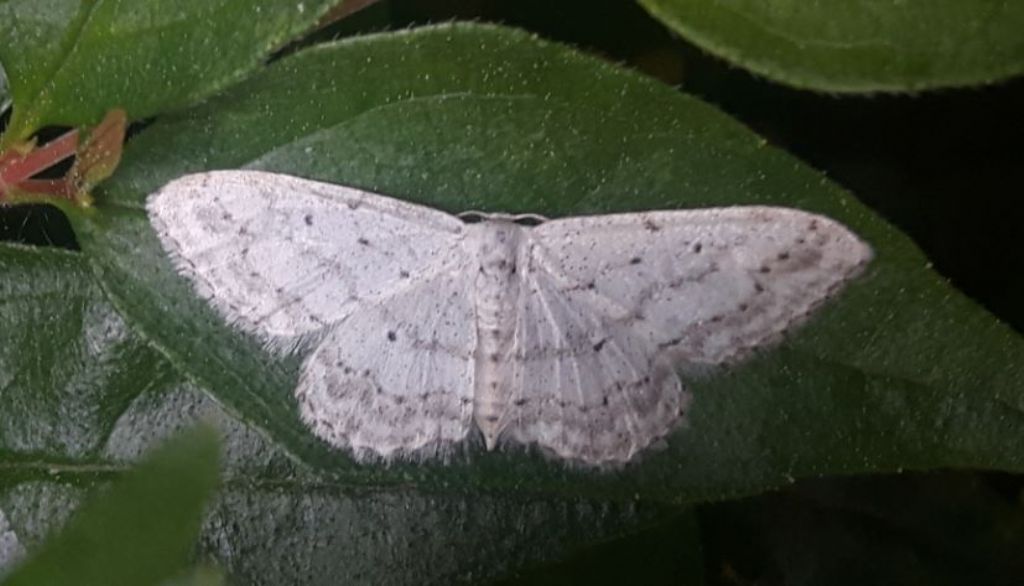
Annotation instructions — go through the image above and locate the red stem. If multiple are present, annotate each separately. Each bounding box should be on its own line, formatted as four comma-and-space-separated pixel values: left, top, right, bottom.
15, 179, 75, 197
0, 128, 80, 184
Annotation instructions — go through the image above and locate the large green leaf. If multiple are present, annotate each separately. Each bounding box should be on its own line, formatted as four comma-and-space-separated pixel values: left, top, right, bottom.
637, 0, 1024, 92
500, 511, 703, 585
69, 23, 1024, 501
0, 0, 341, 145
0, 243, 160, 459
0, 242, 677, 583
1, 425, 220, 586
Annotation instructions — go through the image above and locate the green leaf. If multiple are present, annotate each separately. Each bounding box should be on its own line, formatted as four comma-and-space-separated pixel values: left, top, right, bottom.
0, 0, 341, 145
163, 566, 226, 586
499, 511, 704, 585
0, 241, 673, 584
637, 0, 1024, 92
1, 425, 221, 586
0, 243, 168, 459
71, 22, 1024, 501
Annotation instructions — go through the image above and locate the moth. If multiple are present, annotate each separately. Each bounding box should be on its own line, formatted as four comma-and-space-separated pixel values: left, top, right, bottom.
147, 170, 871, 465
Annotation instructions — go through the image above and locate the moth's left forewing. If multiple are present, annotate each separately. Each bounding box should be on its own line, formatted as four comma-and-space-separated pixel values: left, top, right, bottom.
530, 207, 872, 366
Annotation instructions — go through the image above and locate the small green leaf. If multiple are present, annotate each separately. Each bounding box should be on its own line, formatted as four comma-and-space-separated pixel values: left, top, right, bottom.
164, 566, 226, 586
72, 23, 1024, 501
637, 0, 1024, 92
0, 0, 342, 145
1, 425, 221, 586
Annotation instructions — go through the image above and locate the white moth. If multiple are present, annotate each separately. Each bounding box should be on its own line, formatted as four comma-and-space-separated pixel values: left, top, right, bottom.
147, 170, 871, 466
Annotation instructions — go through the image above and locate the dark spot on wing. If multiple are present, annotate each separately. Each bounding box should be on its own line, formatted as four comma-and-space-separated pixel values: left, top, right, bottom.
304, 214, 313, 226
655, 336, 679, 350
387, 331, 397, 342
357, 237, 370, 246
629, 256, 643, 265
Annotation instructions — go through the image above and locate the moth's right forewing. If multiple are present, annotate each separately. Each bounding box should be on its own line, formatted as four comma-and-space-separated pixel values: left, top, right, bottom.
146, 170, 468, 345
